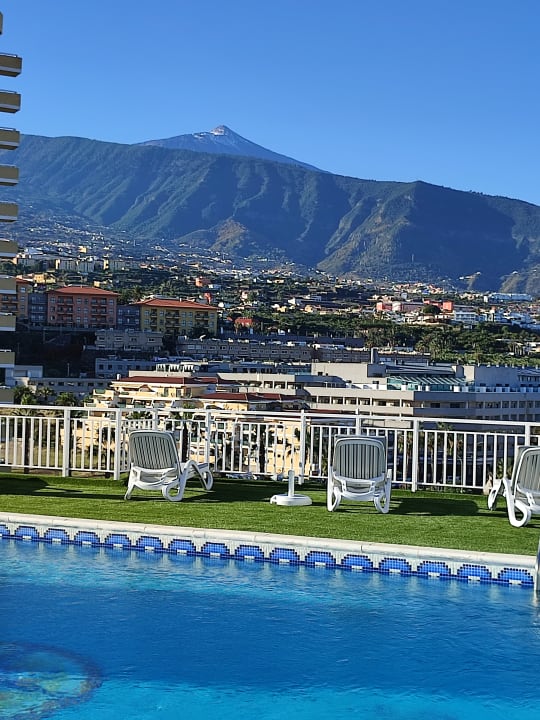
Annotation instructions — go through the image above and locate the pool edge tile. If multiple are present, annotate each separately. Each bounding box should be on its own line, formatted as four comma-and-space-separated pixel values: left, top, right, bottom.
0, 512, 535, 588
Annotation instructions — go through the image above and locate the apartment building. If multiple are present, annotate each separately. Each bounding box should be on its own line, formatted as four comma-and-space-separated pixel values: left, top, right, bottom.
82, 353, 540, 424
95, 356, 157, 379
137, 298, 218, 336
47, 286, 118, 328
94, 328, 163, 353
27, 290, 47, 326
306, 361, 540, 424
117, 303, 140, 329
0, 10, 21, 400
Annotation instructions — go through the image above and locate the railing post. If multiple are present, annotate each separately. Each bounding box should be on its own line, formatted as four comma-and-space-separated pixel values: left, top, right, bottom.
113, 408, 123, 481
205, 409, 212, 466
535, 536, 540, 598
298, 410, 306, 485
62, 407, 72, 477
411, 419, 420, 492
355, 409, 362, 435
525, 423, 532, 447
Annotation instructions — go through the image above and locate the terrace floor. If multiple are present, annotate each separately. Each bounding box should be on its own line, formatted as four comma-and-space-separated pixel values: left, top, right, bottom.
1, 473, 539, 557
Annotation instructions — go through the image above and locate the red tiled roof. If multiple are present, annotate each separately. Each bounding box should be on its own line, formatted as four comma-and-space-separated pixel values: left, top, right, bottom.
199, 392, 251, 401
200, 392, 285, 402
137, 298, 215, 309
51, 285, 118, 296
114, 375, 194, 386
114, 374, 222, 386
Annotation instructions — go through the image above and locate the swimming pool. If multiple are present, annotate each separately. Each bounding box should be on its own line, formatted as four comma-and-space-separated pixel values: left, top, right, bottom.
2, 538, 539, 720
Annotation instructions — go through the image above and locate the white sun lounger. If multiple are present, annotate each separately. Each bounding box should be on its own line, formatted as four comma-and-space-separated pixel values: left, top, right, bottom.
327, 435, 392, 513
487, 445, 540, 527
125, 430, 213, 502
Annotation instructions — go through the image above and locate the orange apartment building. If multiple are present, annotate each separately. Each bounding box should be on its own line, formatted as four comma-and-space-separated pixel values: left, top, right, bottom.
137, 298, 218, 336
47, 286, 118, 329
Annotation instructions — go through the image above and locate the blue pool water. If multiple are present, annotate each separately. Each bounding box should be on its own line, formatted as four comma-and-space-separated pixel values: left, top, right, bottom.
2, 540, 540, 719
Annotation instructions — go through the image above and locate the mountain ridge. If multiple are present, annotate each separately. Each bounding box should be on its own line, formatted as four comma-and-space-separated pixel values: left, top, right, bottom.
4, 132, 540, 292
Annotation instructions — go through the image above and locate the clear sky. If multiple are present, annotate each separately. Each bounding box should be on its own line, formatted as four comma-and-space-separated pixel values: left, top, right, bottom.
5, 0, 540, 205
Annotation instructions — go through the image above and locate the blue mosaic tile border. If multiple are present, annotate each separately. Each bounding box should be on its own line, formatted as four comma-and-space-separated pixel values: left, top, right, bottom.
0, 518, 535, 588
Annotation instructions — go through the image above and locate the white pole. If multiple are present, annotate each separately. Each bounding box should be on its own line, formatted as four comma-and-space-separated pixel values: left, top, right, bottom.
287, 469, 295, 497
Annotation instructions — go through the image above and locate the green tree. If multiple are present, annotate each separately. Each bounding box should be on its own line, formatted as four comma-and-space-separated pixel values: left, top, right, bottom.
55, 392, 80, 407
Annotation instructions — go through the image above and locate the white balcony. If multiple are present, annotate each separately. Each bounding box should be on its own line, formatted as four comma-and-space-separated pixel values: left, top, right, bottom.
0, 127, 20, 150
0, 202, 17, 222
0, 53, 22, 77
0, 90, 20, 113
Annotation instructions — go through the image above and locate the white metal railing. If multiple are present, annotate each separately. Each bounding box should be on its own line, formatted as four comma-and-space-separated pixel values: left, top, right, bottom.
0, 404, 538, 492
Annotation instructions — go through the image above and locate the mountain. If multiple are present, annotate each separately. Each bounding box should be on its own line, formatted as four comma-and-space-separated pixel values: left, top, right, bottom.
136, 125, 319, 171
4, 133, 540, 292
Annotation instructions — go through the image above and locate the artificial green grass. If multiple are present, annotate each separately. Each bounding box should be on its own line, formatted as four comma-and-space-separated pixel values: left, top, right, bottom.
1, 473, 538, 556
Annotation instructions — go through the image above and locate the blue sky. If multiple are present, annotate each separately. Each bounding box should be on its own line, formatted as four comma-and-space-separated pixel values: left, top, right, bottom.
5, 0, 540, 205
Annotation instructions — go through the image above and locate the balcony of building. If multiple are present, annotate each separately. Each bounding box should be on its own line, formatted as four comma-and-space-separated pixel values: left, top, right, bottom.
0, 202, 17, 222
0, 275, 16, 293
0, 127, 19, 150
0, 312, 15, 330
0, 53, 22, 77
0, 238, 17, 257
0, 164, 18, 186
0, 90, 21, 113
0, 349, 14, 367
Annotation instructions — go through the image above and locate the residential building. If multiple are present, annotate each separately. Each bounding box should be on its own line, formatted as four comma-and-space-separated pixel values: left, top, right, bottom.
0, 11, 21, 399
95, 357, 158, 379
307, 360, 540, 424
16, 374, 110, 401
55, 258, 96, 274
27, 290, 47, 326
0, 271, 16, 317
116, 303, 140, 329
103, 257, 135, 271
94, 328, 163, 353
137, 298, 218, 336
91, 374, 218, 410
14, 277, 32, 320
47, 286, 118, 328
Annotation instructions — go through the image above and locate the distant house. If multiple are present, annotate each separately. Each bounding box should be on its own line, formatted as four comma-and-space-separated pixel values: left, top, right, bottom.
234, 317, 253, 331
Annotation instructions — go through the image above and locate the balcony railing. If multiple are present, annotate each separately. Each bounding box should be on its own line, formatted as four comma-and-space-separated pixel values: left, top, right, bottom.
0, 53, 22, 77
0, 405, 537, 493
0, 349, 14, 366
0, 201, 17, 222
0, 127, 19, 150
0, 238, 17, 256
0, 90, 21, 113
0, 275, 15, 293
0, 312, 15, 330
0, 164, 18, 186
